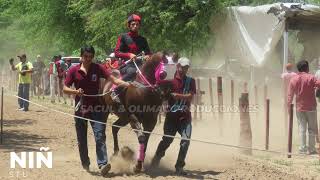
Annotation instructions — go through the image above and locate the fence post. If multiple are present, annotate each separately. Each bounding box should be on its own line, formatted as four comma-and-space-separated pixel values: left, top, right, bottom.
217, 77, 223, 113
217, 77, 223, 136
209, 78, 213, 107
265, 99, 270, 150
288, 103, 294, 158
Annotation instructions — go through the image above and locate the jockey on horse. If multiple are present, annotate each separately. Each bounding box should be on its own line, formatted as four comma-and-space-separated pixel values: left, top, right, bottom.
114, 14, 151, 81
111, 14, 151, 102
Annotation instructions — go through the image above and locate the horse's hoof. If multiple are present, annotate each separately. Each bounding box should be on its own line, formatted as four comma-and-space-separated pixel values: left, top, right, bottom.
133, 161, 143, 173
120, 146, 135, 161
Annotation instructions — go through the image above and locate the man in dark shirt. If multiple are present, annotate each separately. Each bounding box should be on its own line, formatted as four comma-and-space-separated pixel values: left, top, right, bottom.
114, 14, 151, 82
151, 57, 196, 175
63, 45, 129, 176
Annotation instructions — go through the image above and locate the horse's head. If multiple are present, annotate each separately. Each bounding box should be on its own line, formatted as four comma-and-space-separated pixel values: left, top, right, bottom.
140, 52, 167, 85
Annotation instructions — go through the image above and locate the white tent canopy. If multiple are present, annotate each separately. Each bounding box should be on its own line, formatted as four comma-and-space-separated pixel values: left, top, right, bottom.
212, 3, 320, 71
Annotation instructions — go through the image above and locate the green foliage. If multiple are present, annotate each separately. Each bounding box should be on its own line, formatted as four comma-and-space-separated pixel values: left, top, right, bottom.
1, 0, 320, 66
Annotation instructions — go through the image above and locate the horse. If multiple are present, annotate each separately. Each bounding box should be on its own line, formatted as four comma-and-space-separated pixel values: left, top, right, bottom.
102, 52, 172, 172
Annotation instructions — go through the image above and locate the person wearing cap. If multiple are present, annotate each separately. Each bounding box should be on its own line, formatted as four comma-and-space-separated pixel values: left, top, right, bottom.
114, 14, 151, 82
32, 55, 46, 96
63, 45, 130, 176
151, 57, 196, 175
9, 54, 33, 111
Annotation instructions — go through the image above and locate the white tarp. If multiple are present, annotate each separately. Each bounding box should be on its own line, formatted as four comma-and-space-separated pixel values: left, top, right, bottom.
212, 3, 320, 67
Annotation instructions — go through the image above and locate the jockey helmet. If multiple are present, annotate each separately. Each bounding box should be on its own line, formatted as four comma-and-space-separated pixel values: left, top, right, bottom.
127, 14, 141, 25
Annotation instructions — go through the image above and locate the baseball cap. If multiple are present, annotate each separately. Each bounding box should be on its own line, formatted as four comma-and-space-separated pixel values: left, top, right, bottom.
177, 57, 190, 67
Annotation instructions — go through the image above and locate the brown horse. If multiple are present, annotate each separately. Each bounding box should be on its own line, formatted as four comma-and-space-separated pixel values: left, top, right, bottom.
102, 52, 172, 172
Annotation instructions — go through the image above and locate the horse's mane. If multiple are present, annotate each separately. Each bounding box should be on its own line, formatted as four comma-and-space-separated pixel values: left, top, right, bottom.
138, 52, 163, 85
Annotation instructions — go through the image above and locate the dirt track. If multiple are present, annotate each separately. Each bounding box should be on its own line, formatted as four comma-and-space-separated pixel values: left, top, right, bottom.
0, 94, 320, 180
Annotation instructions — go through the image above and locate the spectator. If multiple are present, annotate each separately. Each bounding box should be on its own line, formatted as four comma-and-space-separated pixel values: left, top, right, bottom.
9, 54, 33, 111
287, 60, 320, 154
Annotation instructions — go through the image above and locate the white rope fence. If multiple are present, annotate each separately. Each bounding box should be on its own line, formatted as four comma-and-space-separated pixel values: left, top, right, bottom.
2, 88, 319, 159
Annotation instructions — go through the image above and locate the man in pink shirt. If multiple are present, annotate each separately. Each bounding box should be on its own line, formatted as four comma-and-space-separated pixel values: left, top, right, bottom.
288, 60, 320, 154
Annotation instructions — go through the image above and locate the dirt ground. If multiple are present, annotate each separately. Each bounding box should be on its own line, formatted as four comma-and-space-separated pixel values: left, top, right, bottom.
0, 90, 320, 180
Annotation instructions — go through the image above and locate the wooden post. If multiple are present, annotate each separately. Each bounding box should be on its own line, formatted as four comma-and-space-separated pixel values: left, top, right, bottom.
265, 99, 270, 150
288, 103, 294, 158
217, 77, 223, 111
231, 80, 234, 105
239, 93, 252, 155
283, 79, 288, 139
1, 87, 3, 144
217, 77, 223, 136
264, 83, 268, 117
209, 78, 213, 106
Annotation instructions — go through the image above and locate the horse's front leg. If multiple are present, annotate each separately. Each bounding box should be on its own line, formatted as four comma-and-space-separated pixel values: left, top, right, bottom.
112, 117, 130, 155
128, 114, 146, 173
